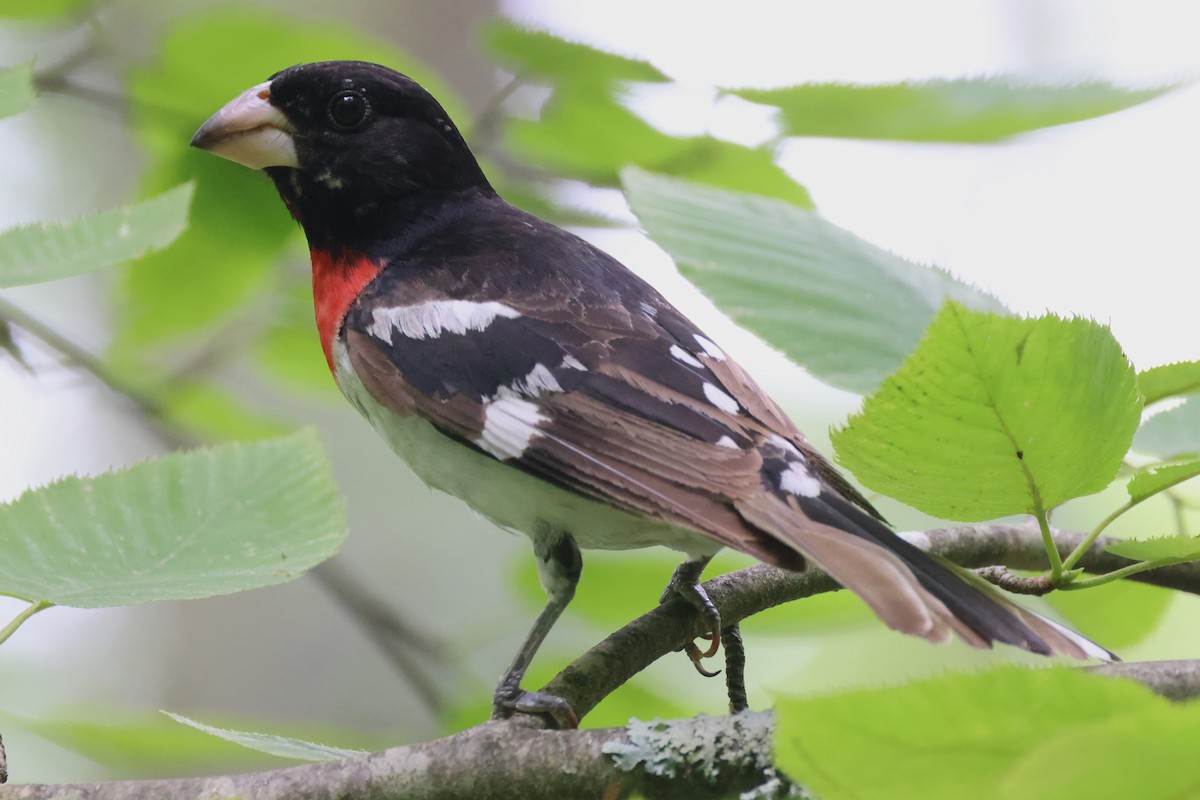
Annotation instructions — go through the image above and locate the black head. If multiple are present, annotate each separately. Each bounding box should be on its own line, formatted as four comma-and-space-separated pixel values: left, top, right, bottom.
192, 60, 493, 253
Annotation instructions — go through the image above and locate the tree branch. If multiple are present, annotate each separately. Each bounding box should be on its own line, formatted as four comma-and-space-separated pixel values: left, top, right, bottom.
4, 660, 1199, 799
4, 522, 1199, 798
0, 714, 782, 800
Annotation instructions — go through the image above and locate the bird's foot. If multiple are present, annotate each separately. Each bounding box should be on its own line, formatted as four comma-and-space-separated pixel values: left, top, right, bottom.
492, 681, 579, 730
661, 560, 723, 676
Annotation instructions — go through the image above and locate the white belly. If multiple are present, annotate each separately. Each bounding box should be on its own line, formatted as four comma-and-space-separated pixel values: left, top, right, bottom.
332, 339, 719, 558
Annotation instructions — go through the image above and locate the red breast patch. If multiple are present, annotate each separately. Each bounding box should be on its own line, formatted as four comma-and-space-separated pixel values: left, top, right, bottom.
311, 248, 383, 375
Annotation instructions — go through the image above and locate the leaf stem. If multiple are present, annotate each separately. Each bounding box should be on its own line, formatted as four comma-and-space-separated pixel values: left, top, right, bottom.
1171, 495, 1190, 536
1061, 557, 1194, 591
0, 295, 189, 448
0, 599, 53, 646
1062, 498, 1137, 573
1034, 507, 1064, 583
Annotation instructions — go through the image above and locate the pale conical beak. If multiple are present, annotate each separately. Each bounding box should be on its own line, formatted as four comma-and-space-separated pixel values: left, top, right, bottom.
191, 81, 299, 170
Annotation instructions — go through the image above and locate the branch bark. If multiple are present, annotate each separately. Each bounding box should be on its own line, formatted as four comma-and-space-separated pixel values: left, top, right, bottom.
3, 522, 1199, 799
0, 715, 781, 800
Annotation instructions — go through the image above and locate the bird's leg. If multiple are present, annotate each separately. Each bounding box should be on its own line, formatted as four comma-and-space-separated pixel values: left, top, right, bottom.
661, 556, 722, 675
492, 529, 581, 729
722, 622, 749, 713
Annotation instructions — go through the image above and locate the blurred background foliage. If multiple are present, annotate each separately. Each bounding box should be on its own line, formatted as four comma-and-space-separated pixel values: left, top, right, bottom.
0, 0, 1197, 786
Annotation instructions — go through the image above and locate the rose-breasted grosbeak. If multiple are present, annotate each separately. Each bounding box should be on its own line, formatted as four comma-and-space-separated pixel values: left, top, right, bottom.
192, 61, 1111, 726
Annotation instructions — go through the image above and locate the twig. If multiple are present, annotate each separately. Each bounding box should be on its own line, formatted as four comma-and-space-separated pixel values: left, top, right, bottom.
975, 565, 1054, 595
0, 296, 187, 448
0, 601, 53, 648
465, 74, 525, 157
309, 562, 451, 715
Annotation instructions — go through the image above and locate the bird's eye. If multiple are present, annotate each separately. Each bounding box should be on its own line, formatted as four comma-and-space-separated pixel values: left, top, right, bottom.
328, 90, 368, 129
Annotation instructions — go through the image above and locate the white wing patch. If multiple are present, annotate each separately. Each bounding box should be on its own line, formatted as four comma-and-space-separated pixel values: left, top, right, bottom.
716, 435, 739, 449
694, 335, 725, 360
560, 354, 587, 371
475, 388, 547, 460
779, 462, 822, 498
769, 433, 805, 459
669, 344, 703, 368
512, 363, 562, 397
367, 300, 521, 344
702, 381, 741, 414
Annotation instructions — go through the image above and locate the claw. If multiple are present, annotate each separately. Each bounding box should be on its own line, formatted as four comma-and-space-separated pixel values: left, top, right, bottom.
696, 621, 722, 659
684, 640, 722, 678
493, 684, 579, 729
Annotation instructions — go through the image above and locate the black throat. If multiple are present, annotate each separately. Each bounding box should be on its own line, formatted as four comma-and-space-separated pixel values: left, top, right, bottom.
265, 117, 495, 257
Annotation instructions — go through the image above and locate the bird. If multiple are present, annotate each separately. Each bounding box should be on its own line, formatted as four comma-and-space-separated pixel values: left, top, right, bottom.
192, 60, 1112, 727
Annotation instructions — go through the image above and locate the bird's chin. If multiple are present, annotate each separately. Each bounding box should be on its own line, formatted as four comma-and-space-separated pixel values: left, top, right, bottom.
190, 81, 299, 170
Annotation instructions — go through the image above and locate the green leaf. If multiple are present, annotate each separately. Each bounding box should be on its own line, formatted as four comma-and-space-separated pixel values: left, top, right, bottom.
491, 24, 808, 204
1106, 535, 1200, 562
1127, 460, 1200, 504
164, 713, 367, 762
622, 170, 1002, 393
0, 62, 34, 118
1000, 701, 1200, 799
0, 0, 91, 19
1135, 399, 1200, 459
0, 184, 193, 288
158, 381, 295, 442
485, 20, 668, 87
736, 78, 1174, 143
0, 429, 345, 607
775, 667, 1178, 800
1139, 361, 1200, 405
832, 305, 1141, 521
512, 96, 810, 205
118, 9, 457, 350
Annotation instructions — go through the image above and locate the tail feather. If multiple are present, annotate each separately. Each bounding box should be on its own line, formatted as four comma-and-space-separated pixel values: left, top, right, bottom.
738, 486, 1116, 662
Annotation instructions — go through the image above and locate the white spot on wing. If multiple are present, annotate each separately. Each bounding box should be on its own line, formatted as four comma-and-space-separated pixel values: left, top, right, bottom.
512, 363, 562, 397
779, 462, 822, 497
560, 354, 587, 371
368, 300, 521, 344
694, 335, 725, 360
769, 434, 805, 460
669, 344, 703, 368
640, 301, 657, 320
716, 435, 739, 449
702, 382, 740, 414
475, 388, 547, 460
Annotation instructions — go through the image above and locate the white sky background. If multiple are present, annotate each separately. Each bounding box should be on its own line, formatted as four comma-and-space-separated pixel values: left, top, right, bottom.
508, 0, 1200, 370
